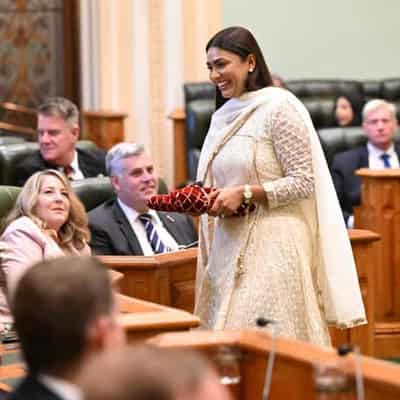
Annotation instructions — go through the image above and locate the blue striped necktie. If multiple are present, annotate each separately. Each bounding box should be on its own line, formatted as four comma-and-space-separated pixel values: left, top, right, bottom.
138, 213, 170, 254
381, 153, 391, 168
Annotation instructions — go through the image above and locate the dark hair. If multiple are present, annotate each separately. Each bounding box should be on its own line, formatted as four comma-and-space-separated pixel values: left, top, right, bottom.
206, 26, 273, 109
13, 256, 114, 376
333, 91, 365, 126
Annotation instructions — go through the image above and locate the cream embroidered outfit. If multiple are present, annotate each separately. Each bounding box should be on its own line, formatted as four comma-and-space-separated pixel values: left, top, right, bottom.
195, 87, 366, 346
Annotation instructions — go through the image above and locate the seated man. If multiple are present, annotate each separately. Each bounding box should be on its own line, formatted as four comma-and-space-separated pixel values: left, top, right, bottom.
331, 99, 400, 227
88, 142, 197, 255
8, 256, 125, 400
15, 97, 106, 185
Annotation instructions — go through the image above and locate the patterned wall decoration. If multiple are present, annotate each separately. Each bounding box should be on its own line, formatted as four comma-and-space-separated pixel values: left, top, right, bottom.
0, 0, 64, 107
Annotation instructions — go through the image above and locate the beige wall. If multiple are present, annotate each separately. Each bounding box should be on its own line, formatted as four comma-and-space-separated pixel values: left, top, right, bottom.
80, 0, 222, 187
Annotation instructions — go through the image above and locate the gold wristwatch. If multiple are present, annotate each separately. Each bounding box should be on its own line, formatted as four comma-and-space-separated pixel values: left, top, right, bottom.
243, 184, 253, 206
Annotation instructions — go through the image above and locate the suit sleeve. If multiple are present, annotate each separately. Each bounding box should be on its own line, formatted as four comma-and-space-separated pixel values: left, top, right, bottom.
331, 155, 346, 211
88, 221, 115, 255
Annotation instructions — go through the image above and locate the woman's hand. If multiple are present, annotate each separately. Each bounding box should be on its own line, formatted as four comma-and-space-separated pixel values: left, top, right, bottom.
208, 186, 244, 217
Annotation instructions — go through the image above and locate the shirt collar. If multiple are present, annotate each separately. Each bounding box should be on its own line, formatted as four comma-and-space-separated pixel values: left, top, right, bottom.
117, 198, 160, 224
39, 374, 83, 400
367, 142, 396, 157
70, 151, 79, 172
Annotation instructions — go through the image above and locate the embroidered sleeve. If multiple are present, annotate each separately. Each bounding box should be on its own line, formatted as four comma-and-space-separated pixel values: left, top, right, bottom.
263, 99, 314, 208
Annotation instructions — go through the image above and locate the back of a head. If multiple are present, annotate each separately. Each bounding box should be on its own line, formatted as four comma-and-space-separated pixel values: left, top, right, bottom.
206, 26, 272, 108
13, 256, 113, 376
80, 345, 232, 400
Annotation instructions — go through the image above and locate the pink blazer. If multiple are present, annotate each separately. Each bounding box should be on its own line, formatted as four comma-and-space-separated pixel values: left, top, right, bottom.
0, 216, 90, 323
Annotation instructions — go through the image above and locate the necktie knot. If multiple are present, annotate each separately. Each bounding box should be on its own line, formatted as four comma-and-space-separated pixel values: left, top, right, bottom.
380, 153, 391, 168
63, 165, 74, 180
138, 213, 170, 254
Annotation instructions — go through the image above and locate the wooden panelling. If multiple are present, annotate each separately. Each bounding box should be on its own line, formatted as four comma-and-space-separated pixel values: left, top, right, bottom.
355, 168, 400, 357
150, 330, 400, 400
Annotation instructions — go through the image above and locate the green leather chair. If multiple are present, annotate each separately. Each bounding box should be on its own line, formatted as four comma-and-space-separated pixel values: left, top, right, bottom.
0, 186, 21, 229
0, 176, 169, 226
0, 140, 98, 185
318, 127, 400, 168
317, 127, 366, 168
0, 136, 25, 146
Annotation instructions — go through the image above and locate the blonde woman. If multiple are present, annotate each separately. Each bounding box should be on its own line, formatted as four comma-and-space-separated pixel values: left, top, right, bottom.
0, 170, 90, 326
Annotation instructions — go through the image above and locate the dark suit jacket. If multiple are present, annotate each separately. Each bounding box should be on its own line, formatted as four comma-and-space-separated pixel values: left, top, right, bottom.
7, 375, 64, 400
88, 199, 198, 255
331, 143, 400, 221
15, 148, 107, 186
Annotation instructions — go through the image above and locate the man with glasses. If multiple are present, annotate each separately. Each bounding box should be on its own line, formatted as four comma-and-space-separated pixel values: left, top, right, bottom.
15, 97, 106, 185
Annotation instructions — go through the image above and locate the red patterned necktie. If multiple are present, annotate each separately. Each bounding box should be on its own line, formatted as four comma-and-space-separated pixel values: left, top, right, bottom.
63, 165, 74, 180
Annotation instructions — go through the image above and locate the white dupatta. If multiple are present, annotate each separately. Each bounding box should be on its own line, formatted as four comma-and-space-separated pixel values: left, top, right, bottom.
196, 87, 366, 329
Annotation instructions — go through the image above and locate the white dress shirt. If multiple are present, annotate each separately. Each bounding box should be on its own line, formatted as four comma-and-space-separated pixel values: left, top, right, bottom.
117, 199, 179, 255
367, 142, 400, 169
39, 374, 83, 400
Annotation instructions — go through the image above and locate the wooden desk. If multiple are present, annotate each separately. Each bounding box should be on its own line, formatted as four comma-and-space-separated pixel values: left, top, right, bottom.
117, 294, 199, 342
330, 229, 380, 356
0, 294, 199, 390
99, 248, 197, 312
150, 329, 400, 400
355, 168, 400, 357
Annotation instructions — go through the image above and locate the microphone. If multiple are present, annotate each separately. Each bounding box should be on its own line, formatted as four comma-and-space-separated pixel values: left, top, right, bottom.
177, 240, 199, 250
256, 317, 277, 327
256, 317, 279, 400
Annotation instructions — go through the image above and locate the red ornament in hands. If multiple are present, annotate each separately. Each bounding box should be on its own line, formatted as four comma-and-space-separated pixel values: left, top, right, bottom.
147, 184, 215, 215
147, 183, 256, 217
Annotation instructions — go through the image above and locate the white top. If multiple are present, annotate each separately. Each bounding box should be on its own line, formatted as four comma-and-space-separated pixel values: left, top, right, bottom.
39, 374, 83, 400
367, 142, 400, 169
117, 199, 179, 255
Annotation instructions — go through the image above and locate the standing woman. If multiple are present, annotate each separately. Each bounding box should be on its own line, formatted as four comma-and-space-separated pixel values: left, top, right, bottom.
195, 26, 366, 346
0, 170, 90, 327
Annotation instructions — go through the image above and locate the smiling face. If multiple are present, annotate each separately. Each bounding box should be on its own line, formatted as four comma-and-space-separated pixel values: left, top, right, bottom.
335, 96, 354, 126
34, 174, 70, 231
38, 114, 79, 166
111, 153, 158, 213
206, 47, 255, 99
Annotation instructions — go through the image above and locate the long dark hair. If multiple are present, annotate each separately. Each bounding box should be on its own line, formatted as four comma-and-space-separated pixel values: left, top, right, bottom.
333, 91, 365, 127
206, 26, 273, 109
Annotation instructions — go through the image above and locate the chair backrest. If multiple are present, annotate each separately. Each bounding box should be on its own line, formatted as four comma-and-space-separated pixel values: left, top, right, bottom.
318, 126, 400, 168
0, 186, 21, 229
184, 82, 215, 181
71, 176, 114, 212
0, 136, 26, 146
0, 140, 99, 185
286, 79, 365, 129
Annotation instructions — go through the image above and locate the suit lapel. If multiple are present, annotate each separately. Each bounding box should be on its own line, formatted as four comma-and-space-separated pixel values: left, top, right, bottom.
394, 142, 400, 159
158, 212, 184, 244
360, 145, 369, 167
112, 202, 144, 255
